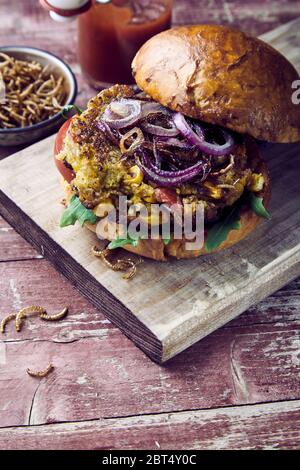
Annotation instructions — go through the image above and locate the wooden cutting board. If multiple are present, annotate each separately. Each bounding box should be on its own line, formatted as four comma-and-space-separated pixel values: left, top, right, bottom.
1, 19, 300, 363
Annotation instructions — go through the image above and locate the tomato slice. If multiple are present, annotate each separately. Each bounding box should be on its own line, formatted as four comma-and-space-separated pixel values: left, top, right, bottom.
154, 188, 180, 205
54, 118, 75, 184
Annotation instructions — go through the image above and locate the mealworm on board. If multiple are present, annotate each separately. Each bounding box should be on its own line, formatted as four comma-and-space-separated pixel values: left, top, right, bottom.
0, 313, 16, 334
15, 305, 46, 332
39, 307, 68, 321
92, 246, 142, 280
115, 259, 137, 280
26, 363, 54, 378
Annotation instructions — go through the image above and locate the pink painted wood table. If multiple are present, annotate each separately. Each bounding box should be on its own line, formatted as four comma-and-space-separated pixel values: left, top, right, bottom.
0, 0, 300, 450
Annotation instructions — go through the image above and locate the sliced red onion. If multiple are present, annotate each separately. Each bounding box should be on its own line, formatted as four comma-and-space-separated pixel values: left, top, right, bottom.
101, 99, 142, 129
174, 113, 234, 156
141, 119, 179, 137
141, 101, 168, 119
135, 149, 206, 187
119, 127, 144, 155
173, 112, 204, 143
156, 137, 196, 151
139, 101, 179, 137
153, 139, 162, 169
96, 120, 120, 146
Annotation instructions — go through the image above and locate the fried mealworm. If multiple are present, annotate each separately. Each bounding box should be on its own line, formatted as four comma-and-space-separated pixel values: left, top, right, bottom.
92, 246, 142, 280
0, 53, 66, 130
115, 259, 137, 280
211, 154, 235, 176
217, 184, 236, 189
15, 305, 46, 332
0, 313, 16, 334
26, 363, 54, 378
39, 307, 68, 322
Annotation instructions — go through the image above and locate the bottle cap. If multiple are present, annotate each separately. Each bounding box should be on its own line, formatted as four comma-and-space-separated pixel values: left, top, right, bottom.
39, 0, 92, 20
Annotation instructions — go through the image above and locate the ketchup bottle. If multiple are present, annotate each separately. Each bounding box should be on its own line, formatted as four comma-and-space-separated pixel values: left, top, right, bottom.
40, 0, 173, 89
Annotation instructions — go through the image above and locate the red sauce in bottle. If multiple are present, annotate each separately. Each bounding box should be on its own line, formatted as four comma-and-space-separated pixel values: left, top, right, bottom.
78, 0, 173, 88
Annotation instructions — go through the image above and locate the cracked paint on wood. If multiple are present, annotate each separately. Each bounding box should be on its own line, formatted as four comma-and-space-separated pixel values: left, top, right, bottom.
0, 316, 299, 427
0, 400, 299, 450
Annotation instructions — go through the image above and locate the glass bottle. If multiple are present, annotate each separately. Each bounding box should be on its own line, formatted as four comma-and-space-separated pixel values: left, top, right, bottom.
78, 0, 173, 89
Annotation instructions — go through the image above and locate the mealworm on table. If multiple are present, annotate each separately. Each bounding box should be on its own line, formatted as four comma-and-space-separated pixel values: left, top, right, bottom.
26, 363, 54, 378
0, 313, 16, 334
40, 307, 68, 321
15, 305, 46, 332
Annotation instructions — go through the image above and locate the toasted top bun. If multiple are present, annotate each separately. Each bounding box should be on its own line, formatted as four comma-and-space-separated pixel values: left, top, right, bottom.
132, 24, 300, 143
62, 137, 271, 261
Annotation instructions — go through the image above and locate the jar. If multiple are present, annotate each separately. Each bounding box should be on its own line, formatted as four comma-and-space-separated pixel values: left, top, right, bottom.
78, 0, 173, 88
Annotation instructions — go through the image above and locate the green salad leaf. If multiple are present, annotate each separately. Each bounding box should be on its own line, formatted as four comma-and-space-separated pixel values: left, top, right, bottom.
109, 234, 171, 250
205, 191, 271, 252
249, 193, 272, 220
108, 233, 139, 250
61, 104, 83, 120
205, 205, 241, 253
60, 196, 97, 228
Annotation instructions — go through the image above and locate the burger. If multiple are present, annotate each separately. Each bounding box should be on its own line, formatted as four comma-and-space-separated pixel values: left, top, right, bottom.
55, 25, 300, 261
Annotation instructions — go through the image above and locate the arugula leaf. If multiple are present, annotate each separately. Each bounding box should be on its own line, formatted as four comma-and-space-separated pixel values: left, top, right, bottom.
205, 190, 271, 253
60, 196, 97, 228
249, 193, 271, 220
108, 234, 139, 250
61, 104, 83, 120
205, 205, 241, 253
108, 233, 171, 249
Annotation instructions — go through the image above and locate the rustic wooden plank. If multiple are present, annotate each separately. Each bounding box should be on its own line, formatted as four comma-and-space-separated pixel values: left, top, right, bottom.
229, 277, 300, 326
173, 0, 300, 35
0, 216, 40, 261
0, 257, 299, 427
0, 260, 299, 341
0, 400, 299, 450
0, 259, 114, 337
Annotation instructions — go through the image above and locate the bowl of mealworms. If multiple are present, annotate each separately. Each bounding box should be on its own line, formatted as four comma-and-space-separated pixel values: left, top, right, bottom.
0, 46, 77, 146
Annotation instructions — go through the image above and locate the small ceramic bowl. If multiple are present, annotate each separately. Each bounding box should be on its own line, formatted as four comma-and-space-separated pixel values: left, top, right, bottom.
0, 46, 77, 147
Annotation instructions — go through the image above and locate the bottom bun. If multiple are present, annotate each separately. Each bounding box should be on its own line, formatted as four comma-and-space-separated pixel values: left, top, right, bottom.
62, 137, 271, 261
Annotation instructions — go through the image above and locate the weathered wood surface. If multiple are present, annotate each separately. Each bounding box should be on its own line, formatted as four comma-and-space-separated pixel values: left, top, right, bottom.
0, 306, 299, 427
0, 216, 41, 261
0, 0, 300, 450
0, 400, 299, 450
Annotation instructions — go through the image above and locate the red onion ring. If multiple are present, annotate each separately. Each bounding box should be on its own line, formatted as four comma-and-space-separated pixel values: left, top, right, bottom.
135, 148, 206, 187
101, 99, 142, 129
141, 101, 167, 118
96, 120, 120, 146
156, 136, 196, 153
153, 139, 162, 169
119, 127, 144, 155
174, 113, 234, 156
141, 119, 179, 137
